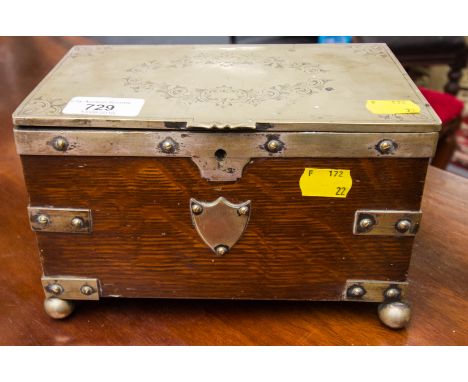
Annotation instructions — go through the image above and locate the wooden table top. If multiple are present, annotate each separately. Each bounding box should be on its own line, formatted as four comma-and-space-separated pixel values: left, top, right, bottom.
0, 37, 467, 345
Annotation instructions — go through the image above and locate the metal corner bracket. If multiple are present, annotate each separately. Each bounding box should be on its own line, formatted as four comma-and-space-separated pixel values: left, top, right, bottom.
353, 209, 422, 236
342, 279, 408, 302
41, 276, 100, 300
28, 206, 92, 233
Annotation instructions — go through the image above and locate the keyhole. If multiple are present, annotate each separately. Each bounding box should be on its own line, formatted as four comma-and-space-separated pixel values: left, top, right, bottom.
215, 149, 227, 161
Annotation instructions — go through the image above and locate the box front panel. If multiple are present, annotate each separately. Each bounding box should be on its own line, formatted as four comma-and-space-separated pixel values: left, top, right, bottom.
21, 156, 428, 300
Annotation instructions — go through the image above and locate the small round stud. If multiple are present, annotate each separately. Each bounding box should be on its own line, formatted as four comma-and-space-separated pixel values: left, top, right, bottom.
377, 139, 395, 154
71, 217, 84, 229
43, 297, 75, 319
36, 214, 50, 226
80, 285, 95, 296
47, 283, 64, 296
384, 287, 401, 300
52, 136, 69, 152
359, 217, 374, 231
238, 205, 249, 216
191, 203, 203, 215
378, 301, 411, 329
265, 139, 283, 153
160, 138, 176, 154
347, 285, 366, 298
395, 219, 411, 233
215, 245, 229, 257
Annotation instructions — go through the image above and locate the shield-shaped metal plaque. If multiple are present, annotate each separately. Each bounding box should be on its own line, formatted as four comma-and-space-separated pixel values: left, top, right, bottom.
190, 197, 251, 256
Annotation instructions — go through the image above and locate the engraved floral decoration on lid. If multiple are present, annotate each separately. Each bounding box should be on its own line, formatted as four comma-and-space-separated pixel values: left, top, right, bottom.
20, 96, 67, 116
122, 52, 333, 108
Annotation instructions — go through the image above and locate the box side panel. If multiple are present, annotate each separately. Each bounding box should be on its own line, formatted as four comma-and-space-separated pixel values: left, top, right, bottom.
22, 156, 429, 300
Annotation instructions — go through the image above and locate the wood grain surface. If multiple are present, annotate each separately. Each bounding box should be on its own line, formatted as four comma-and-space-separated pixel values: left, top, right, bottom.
22, 155, 428, 300
0, 37, 467, 345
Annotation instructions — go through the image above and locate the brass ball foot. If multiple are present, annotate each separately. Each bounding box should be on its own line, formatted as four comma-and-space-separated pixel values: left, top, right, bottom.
378, 301, 411, 329
44, 297, 75, 319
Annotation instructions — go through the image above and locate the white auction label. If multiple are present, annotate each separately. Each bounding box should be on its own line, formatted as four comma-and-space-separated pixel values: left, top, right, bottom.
62, 97, 145, 117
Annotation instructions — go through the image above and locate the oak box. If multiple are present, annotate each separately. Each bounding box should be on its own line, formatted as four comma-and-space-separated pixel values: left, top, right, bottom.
13, 44, 441, 328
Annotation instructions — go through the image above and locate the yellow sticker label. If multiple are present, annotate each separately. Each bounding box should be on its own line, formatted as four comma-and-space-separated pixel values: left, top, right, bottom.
300, 168, 352, 198
366, 100, 420, 114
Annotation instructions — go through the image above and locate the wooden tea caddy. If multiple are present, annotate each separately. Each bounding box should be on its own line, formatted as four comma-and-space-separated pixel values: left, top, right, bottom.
13, 44, 440, 328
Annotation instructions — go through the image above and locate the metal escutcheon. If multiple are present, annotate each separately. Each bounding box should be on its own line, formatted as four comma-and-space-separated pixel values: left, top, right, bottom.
190, 197, 251, 255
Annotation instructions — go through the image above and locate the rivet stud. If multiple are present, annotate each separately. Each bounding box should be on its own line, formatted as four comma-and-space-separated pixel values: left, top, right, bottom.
265, 139, 283, 153
384, 287, 401, 300
347, 285, 366, 298
160, 138, 176, 154
359, 217, 374, 231
238, 205, 249, 216
71, 217, 84, 229
215, 245, 229, 257
52, 136, 69, 152
395, 219, 411, 233
36, 214, 50, 226
47, 283, 64, 296
191, 203, 203, 215
80, 285, 95, 296
377, 139, 395, 154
